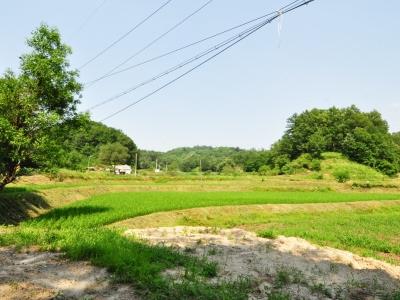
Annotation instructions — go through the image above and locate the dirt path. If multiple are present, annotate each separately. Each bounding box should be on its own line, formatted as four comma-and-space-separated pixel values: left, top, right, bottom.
126, 226, 400, 299
0, 247, 138, 300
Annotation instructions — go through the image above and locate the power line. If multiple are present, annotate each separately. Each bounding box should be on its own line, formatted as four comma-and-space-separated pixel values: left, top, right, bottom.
89, 18, 273, 110
92, 0, 215, 81
85, 9, 280, 86
85, 0, 304, 87
74, 0, 109, 35
79, 0, 174, 70
100, 0, 315, 122
89, 0, 305, 109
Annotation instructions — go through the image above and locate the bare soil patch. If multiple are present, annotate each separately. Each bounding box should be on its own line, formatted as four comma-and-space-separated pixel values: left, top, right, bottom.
0, 247, 138, 300
125, 226, 400, 299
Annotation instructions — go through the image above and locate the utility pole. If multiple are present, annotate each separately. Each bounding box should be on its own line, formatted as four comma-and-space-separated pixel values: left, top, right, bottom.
134, 152, 138, 176
155, 159, 158, 172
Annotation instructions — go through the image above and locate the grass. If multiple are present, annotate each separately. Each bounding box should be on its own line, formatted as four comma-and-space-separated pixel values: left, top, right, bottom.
107, 194, 400, 265
19, 191, 400, 229
321, 152, 387, 182
1, 161, 400, 300
3, 190, 400, 298
256, 205, 400, 263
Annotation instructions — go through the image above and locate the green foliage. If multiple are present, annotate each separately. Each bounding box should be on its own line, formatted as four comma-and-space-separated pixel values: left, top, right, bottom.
333, 169, 350, 183
98, 143, 130, 166
139, 146, 271, 173
273, 106, 400, 176
258, 165, 271, 176
0, 24, 81, 190
393, 132, 400, 147
49, 118, 137, 170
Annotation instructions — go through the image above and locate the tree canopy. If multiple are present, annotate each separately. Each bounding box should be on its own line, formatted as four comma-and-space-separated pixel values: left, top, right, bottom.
272, 106, 400, 175
49, 118, 137, 170
98, 143, 130, 166
0, 24, 82, 189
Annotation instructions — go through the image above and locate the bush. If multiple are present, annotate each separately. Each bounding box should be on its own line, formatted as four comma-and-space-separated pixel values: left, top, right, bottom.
333, 169, 350, 183
376, 160, 399, 177
281, 165, 294, 175
310, 159, 321, 171
258, 165, 271, 176
291, 153, 313, 170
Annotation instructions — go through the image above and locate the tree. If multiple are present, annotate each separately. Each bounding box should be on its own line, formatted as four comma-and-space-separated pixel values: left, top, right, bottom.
272, 106, 400, 175
393, 132, 400, 147
0, 24, 82, 190
49, 118, 137, 169
98, 143, 130, 166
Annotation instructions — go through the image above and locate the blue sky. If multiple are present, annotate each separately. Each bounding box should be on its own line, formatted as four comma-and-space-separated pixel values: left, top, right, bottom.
1, 0, 399, 151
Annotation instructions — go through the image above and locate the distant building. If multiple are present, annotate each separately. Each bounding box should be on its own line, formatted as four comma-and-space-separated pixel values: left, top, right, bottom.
114, 165, 132, 175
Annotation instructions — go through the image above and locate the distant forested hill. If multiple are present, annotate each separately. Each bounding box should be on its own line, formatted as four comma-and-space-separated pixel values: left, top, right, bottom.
48, 116, 137, 170
139, 146, 270, 173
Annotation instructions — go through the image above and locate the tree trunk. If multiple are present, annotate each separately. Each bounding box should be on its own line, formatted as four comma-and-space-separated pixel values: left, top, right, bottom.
0, 163, 20, 191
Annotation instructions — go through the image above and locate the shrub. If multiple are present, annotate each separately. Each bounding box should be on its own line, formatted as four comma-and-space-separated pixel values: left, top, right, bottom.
281, 165, 294, 175
333, 169, 350, 183
310, 159, 321, 171
291, 153, 313, 169
258, 165, 271, 176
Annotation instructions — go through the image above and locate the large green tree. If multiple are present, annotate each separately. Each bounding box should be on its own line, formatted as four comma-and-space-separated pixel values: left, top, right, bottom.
0, 24, 82, 190
393, 132, 400, 147
273, 106, 400, 175
98, 143, 130, 166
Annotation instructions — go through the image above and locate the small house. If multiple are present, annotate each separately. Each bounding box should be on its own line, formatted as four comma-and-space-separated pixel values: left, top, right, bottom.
114, 165, 132, 175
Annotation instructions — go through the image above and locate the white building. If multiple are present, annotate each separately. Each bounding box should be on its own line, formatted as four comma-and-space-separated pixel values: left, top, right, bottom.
114, 165, 132, 175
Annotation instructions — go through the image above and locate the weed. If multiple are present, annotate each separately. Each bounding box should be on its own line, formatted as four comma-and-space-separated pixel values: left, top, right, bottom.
275, 267, 291, 288
310, 282, 332, 297
259, 229, 277, 239
267, 290, 291, 300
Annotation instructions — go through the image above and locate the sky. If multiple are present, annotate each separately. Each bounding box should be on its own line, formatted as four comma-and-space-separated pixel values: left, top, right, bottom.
1, 0, 399, 151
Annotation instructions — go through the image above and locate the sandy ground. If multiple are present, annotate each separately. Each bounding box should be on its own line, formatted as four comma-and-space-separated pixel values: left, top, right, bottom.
0, 247, 138, 300
125, 226, 400, 299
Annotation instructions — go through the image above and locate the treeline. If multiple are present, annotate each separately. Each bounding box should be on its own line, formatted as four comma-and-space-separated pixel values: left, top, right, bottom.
47, 116, 138, 170
139, 106, 400, 176
139, 146, 270, 173
26, 106, 400, 176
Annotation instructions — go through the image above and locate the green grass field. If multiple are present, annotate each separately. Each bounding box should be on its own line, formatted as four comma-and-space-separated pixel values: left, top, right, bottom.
1, 161, 400, 300
2, 190, 400, 298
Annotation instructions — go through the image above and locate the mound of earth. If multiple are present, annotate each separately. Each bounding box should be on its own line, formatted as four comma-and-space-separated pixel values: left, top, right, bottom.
0, 247, 138, 300
125, 226, 400, 299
